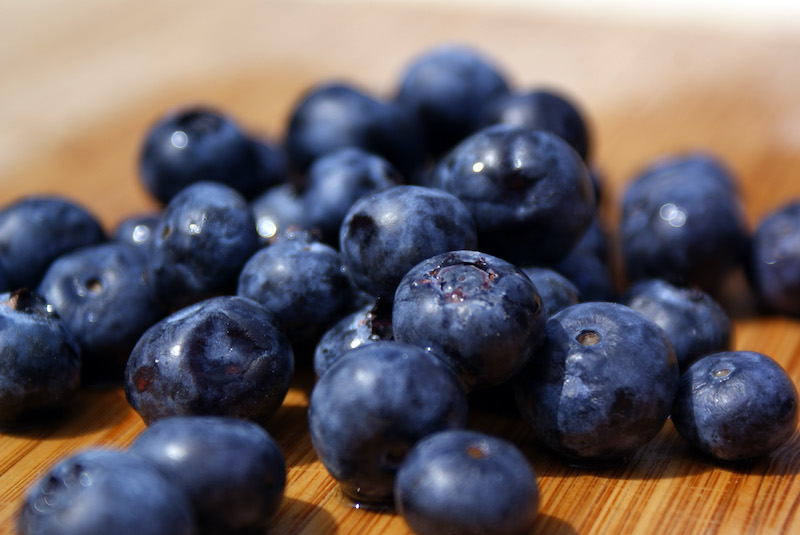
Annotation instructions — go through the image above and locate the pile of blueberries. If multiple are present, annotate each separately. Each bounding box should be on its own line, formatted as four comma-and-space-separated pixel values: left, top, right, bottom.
5, 44, 800, 534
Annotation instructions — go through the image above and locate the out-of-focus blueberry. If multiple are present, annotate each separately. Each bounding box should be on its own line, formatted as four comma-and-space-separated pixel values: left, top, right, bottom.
112, 212, 163, 249
521, 266, 580, 316
251, 183, 309, 246
250, 136, 289, 193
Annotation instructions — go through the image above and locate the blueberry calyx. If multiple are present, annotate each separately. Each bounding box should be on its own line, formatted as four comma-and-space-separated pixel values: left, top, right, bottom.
3, 289, 56, 319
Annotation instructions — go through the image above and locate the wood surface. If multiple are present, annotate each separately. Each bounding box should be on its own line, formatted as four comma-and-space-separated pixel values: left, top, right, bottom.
2, 1, 800, 533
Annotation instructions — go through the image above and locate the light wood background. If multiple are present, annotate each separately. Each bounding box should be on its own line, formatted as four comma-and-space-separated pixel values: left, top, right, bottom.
2, 1, 800, 533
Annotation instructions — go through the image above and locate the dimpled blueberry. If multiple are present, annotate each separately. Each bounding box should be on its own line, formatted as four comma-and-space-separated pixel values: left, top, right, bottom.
514, 301, 679, 462
0, 196, 105, 290
393, 250, 546, 391
521, 266, 580, 316
251, 183, 309, 245
431, 125, 595, 266
113, 212, 163, 249
130, 416, 286, 535
339, 185, 477, 300
308, 341, 468, 504
124, 295, 294, 425
148, 182, 259, 310
395, 429, 539, 535
37, 242, 165, 386
673, 351, 799, 461
0, 289, 81, 425
17, 449, 196, 535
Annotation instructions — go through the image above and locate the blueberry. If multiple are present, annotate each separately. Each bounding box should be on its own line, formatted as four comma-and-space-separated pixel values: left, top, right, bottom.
393, 250, 547, 391
395, 44, 510, 157
250, 183, 309, 245
112, 212, 163, 248
250, 135, 290, 192
124, 295, 294, 425
308, 341, 468, 504
17, 449, 196, 535
430, 125, 596, 266
521, 266, 580, 316
554, 218, 618, 302
514, 301, 679, 462
130, 416, 286, 534
339, 185, 477, 300
395, 429, 539, 535
672, 351, 799, 461
0, 289, 81, 426
148, 181, 259, 310
0, 196, 105, 290
37, 242, 165, 386
622, 279, 731, 371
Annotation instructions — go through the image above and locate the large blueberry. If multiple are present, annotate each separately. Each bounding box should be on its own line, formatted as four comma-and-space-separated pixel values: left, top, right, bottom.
672, 351, 799, 461
308, 341, 468, 504
130, 416, 286, 534
17, 449, 197, 535
395, 429, 539, 535
339, 185, 477, 300
430, 125, 595, 266
124, 295, 294, 425
514, 301, 679, 462
393, 250, 546, 391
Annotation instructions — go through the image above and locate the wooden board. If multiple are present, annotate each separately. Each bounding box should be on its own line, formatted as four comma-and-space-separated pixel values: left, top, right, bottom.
2, 2, 800, 533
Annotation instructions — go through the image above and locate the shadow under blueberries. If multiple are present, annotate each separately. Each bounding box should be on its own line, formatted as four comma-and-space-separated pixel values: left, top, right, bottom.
533, 513, 578, 535
269, 496, 339, 534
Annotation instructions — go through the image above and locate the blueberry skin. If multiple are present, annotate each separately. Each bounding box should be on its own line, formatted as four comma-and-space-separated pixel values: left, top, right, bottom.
748, 201, 800, 315
431, 125, 596, 267
0, 289, 81, 425
521, 266, 580, 316
37, 242, 165, 386
112, 212, 163, 249
251, 183, 309, 245
17, 449, 197, 535
393, 250, 546, 391
339, 185, 478, 300
554, 218, 618, 302
395, 44, 510, 157
0, 196, 105, 290
130, 416, 286, 535
514, 301, 679, 461
250, 135, 290, 192
395, 429, 539, 535
622, 279, 731, 372
124, 295, 294, 425
308, 341, 468, 504
139, 106, 266, 203
672, 351, 799, 461
148, 182, 259, 310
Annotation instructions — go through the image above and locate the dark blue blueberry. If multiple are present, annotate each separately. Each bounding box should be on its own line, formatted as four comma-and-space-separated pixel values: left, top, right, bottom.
395, 429, 539, 535
37, 242, 165, 386
554, 218, 618, 302
339, 185, 477, 300
308, 341, 467, 504
514, 301, 679, 462
672, 351, 799, 461
303, 148, 399, 244
250, 135, 289, 192
285, 82, 425, 178
478, 88, 591, 161
17, 449, 196, 535
430, 125, 596, 266
521, 266, 580, 316
124, 295, 294, 426
130, 416, 286, 535
147, 182, 259, 310
620, 152, 749, 292
0, 289, 81, 426
393, 250, 546, 391
395, 44, 510, 157
0, 196, 105, 290
251, 183, 309, 245
112, 212, 163, 249
139, 106, 266, 203
748, 201, 800, 315
622, 279, 731, 372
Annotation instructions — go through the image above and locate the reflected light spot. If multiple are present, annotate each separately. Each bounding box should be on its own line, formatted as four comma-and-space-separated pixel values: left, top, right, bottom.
132, 224, 151, 244
349, 338, 363, 349
188, 222, 202, 235
170, 344, 182, 357
659, 203, 687, 227
171, 131, 188, 149
257, 218, 278, 239
165, 443, 188, 461
472, 162, 484, 173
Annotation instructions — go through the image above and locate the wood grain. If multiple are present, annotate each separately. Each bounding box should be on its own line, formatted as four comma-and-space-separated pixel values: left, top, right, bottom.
2, 2, 800, 534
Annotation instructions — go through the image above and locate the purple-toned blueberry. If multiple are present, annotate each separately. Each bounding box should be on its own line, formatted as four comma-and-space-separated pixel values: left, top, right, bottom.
521, 266, 580, 316
672, 351, 798, 461
430, 125, 595, 267
393, 250, 546, 391
251, 183, 309, 245
0, 196, 105, 290
308, 341, 468, 505
0, 289, 81, 426
395, 44, 510, 157
124, 295, 294, 426
37, 242, 165, 386
339, 185, 477, 300
17, 449, 197, 535
112, 212, 163, 249
395, 429, 539, 535
622, 279, 731, 371
130, 416, 286, 535
514, 301, 679, 462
